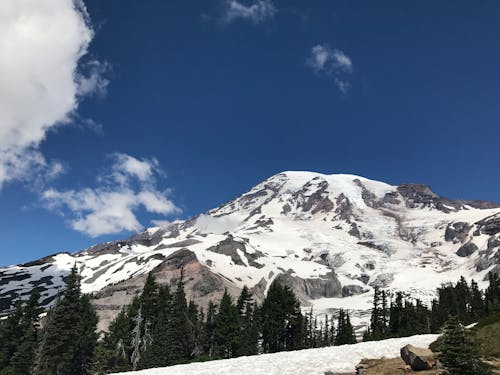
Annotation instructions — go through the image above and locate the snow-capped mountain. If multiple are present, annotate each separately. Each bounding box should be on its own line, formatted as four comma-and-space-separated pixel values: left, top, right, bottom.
1, 172, 500, 331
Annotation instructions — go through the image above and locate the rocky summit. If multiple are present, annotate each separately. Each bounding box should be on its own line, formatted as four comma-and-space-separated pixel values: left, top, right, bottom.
1, 171, 500, 331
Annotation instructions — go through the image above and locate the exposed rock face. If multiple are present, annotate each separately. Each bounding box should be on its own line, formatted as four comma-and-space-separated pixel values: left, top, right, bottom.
397, 184, 439, 209
369, 273, 394, 288
342, 285, 368, 297
276, 270, 342, 304
1, 171, 500, 333
478, 215, 500, 235
206, 236, 264, 268
456, 242, 478, 257
93, 249, 239, 331
400, 344, 436, 371
445, 222, 472, 243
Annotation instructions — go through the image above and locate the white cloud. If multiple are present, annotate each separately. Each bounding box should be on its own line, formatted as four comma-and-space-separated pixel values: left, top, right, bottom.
0, 0, 108, 190
307, 44, 353, 93
223, 0, 276, 24
42, 154, 180, 237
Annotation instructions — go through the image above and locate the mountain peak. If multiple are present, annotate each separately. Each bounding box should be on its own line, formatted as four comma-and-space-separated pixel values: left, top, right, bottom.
1, 172, 500, 333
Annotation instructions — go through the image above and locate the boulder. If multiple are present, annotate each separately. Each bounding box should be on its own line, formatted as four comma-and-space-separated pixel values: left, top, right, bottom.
400, 344, 436, 371
456, 242, 478, 257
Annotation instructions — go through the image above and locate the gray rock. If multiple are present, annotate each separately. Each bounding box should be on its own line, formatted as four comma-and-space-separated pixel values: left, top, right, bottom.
335, 193, 354, 221
207, 236, 264, 268
342, 285, 368, 297
348, 222, 361, 239
369, 273, 394, 288
456, 242, 478, 257
400, 344, 436, 371
276, 269, 342, 303
445, 222, 472, 243
477, 215, 500, 235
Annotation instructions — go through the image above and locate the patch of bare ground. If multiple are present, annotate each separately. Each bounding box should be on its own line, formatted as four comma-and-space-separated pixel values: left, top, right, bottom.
354, 357, 500, 375
484, 358, 500, 374
356, 357, 443, 375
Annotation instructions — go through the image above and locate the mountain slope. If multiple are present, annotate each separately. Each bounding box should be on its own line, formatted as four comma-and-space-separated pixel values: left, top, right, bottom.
1, 172, 500, 331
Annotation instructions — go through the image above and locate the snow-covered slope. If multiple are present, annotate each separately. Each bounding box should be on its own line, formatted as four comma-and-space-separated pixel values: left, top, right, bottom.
1, 172, 500, 330
111, 334, 439, 375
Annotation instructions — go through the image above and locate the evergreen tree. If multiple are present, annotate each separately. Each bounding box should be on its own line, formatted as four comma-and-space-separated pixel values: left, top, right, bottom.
213, 290, 241, 358
165, 270, 191, 364
203, 301, 217, 357
93, 309, 131, 373
261, 280, 303, 353
138, 286, 173, 369
236, 287, 258, 356
367, 287, 388, 339
439, 316, 491, 375
335, 309, 356, 345
485, 272, 500, 314
34, 265, 98, 375
0, 289, 43, 374
0, 303, 23, 372
470, 280, 485, 320
187, 300, 202, 358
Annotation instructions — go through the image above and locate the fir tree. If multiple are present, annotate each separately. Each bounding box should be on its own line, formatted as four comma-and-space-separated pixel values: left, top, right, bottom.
213, 290, 241, 358
236, 287, 258, 356
439, 316, 491, 375
34, 265, 98, 375
0, 302, 23, 371
165, 269, 191, 364
261, 280, 303, 353
138, 286, 173, 369
203, 301, 217, 357
1, 289, 43, 374
335, 309, 356, 345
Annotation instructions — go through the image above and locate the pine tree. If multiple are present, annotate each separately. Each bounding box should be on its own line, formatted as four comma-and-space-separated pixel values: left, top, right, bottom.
368, 287, 388, 339
439, 316, 491, 375
140, 273, 159, 325
93, 308, 131, 373
261, 280, 303, 353
213, 290, 241, 358
187, 300, 202, 358
485, 272, 500, 314
0, 302, 23, 371
203, 301, 217, 357
138, 285, 173, 369
34, 265, 97, 375
236, 287, 258, 356
470, 280, 485, 320
389, 291, 404, 336
165, 270, 191, 364
335, 309, 356, 345
71, 294, 98, 375
2, 289, 43, 374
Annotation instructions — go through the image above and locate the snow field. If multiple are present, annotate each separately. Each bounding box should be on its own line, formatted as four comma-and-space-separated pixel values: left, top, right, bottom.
113, 334, 439, 375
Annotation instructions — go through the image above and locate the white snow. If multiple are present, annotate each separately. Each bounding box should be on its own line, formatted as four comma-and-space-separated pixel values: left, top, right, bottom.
2, 170, 499, 327
112, 334, 439, 375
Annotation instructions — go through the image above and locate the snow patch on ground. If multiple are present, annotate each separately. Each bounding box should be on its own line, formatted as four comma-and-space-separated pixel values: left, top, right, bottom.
113, 334, 438, 375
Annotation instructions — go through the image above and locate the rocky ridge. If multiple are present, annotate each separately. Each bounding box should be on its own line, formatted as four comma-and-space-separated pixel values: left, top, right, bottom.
1, 171, 499, 331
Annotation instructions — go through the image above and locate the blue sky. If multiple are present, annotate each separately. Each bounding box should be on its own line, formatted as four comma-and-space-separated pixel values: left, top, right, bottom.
1, 0, 500, 266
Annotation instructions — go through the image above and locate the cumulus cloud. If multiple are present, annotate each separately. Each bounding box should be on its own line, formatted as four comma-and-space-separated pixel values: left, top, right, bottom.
0, 0, 108, 190
307, 44, 353, 93
223, 0, 276, 24
42, 154, 180, 237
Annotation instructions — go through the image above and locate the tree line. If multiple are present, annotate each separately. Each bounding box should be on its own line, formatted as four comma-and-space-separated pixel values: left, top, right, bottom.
0, 267, 357, 374
363, 272, 500, 341
3, 265, 497, 375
